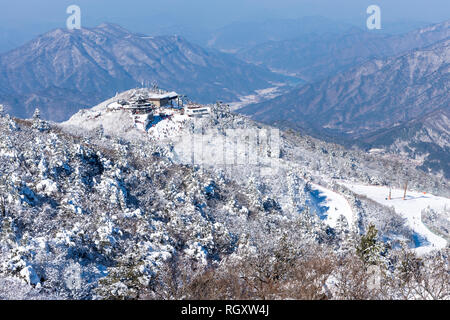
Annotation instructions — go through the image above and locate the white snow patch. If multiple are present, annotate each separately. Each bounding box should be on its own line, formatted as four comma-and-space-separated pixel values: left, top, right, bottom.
19, 265, 40, 286
36, 179, 58, 196
311, 183, 356, 230
147, 113, 190, 140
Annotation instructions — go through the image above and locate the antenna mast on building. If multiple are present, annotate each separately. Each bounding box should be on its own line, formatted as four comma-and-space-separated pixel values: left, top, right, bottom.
151, 81, 159, 92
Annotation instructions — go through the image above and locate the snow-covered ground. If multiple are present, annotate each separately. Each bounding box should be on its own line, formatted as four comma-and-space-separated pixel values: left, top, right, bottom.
340, 183, 449, 255
147, 113, 190, 140
63, 107, 138, 135
310, 183, 356, 230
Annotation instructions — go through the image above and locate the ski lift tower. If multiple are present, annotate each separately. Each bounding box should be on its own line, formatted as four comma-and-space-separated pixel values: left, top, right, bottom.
402, 181, 408, 200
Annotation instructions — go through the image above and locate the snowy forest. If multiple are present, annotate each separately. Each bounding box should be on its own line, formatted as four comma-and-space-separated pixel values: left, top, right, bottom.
0, 102, 448, 300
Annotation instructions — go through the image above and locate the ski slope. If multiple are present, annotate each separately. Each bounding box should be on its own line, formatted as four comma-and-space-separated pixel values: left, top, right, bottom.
341, 182, 449, 255
310, 183, 356, 230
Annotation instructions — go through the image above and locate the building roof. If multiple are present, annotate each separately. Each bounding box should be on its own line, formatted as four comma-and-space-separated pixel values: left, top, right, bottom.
147, 91, 178, 100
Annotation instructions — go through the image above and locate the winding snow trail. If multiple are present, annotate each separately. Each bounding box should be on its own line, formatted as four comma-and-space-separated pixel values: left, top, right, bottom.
341, 183, 449, 255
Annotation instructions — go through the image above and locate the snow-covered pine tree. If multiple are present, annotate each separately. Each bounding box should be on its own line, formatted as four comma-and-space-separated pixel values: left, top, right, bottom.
31, 108, 50, 132
356, 224, 386, 265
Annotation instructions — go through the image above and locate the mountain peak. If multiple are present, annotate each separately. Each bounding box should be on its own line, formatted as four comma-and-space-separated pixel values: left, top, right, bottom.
45, 27, 75, 38
41, 23, 133, 41
0, 22, 290, 122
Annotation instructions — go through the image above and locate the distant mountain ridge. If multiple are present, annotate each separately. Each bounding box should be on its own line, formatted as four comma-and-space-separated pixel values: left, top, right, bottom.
239, 35, 450, 178
0, 23, 294, 121
204, 16, 355, 53
239, 37, 449, 138
237, 20, 450, 81
360, 107, 450, 178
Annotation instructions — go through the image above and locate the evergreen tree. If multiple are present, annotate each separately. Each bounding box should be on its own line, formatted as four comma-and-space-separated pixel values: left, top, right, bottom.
356, 224, 385, 265
31, 108, 50, 132
32, 108, 41, 121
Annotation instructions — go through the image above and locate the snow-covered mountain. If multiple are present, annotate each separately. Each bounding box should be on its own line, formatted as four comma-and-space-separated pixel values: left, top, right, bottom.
237, 20, 450, 81
360, 107, 450, 179
0, 23, 295, 122
238, 37, 449, 177
239, 37, 449, 138
1, 88, 447, 299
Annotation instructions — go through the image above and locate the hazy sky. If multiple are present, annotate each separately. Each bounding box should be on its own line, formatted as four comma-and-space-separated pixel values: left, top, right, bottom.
2, 0, 449, 32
